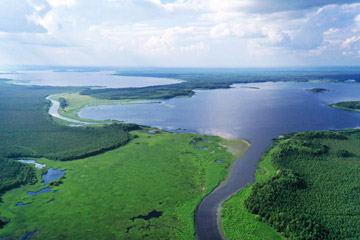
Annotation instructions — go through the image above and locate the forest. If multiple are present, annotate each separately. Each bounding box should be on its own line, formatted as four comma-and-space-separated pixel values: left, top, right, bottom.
80, 69, 360, 100
331, 101, 360, 112
242, 130, 360, 239
0, 81, 138, 161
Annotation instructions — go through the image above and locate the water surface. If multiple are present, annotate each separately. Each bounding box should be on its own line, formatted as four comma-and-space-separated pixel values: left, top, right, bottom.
43, 168, 66, 186
1, 70, 179, 88
78, 82, 360, 240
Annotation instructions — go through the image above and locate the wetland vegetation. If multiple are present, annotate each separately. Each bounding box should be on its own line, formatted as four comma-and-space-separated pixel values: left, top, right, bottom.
0, 79, 248, 239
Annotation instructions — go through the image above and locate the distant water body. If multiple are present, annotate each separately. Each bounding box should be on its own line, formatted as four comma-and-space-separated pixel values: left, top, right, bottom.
0, 70, 179, 88
78, 81, 360, 240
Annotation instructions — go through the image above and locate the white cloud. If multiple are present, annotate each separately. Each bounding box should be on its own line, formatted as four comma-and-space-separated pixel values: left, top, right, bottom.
1, 0, 360, 66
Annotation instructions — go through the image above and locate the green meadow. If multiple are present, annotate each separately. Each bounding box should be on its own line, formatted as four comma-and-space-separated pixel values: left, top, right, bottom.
0, 131, 248, 239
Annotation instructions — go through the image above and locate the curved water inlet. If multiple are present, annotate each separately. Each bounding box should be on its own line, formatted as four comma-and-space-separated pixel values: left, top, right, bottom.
46, 96, 111, 125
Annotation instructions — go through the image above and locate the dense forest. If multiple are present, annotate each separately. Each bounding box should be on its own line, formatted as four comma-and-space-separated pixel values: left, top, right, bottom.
331, 101, 360, 111
0, 82, 139, 161
80, 69, 360, 100
244, 130, 360, 239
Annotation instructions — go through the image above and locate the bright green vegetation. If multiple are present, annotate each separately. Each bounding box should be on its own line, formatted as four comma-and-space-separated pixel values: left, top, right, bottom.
330, 101, 360, 112
52, 93, 128, 122
306, 88, 330, 93
223, 130, 360, 239
80, 69, 360, 100
0, 82, 137, 161
0, 131, 248, 239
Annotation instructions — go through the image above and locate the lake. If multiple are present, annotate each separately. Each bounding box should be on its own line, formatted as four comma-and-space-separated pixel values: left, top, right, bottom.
0, 70, 180, 88
78, 81, 360, 240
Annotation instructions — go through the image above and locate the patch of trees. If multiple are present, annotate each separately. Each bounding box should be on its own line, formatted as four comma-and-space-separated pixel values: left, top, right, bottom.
306, 88, 329, 93
333, 101, 360, 110
245, 129, 360, 239
245, 170, 326, 239
59, 97, 68, 109
0, 158, 37, 194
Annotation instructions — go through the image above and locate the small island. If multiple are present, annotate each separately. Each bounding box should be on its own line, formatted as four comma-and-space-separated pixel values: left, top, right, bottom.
330, 101, 360, 112
306, 88, 331, 93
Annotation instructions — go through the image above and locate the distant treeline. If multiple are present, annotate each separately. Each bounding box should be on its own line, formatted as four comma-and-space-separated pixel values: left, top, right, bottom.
331, 101, 360, 111
244, 130, 360, 239
80, 69, 360, 100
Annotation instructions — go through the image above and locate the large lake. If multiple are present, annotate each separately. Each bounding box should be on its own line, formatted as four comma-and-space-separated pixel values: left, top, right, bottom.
78, 81, 360, 240
0, 70, 179, 88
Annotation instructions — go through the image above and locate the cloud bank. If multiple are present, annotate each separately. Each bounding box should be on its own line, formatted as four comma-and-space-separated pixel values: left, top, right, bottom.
1, 0, 360, 67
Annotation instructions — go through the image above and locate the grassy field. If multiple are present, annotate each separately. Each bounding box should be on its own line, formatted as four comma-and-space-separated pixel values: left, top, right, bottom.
222, 130, 360, 239
0, 131, 248, 239
52, 93, 128, 123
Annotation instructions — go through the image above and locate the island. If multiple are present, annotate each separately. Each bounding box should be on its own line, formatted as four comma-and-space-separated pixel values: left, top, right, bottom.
306, 88, 331, 93
330, 101, 360, 112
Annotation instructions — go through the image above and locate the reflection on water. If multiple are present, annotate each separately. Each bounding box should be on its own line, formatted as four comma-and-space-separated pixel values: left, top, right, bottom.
78, 81, 360, 240
79, 82, 360, 140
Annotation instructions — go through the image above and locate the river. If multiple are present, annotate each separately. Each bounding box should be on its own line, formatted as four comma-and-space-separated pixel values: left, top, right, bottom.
78, 81, 360, 239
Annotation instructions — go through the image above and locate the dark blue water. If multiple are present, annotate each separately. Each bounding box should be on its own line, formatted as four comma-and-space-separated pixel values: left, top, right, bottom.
43, 168, 66, 186
27, 188, 52, 196
22, 231, 37, 240
16, 202, 32, 207
78, 82, 360, 240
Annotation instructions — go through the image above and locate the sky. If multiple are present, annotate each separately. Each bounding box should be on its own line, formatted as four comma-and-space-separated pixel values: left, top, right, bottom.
1, 0, 360, 67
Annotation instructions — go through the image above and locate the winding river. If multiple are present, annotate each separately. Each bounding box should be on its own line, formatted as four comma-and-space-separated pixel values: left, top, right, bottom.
78, 82, 360, 239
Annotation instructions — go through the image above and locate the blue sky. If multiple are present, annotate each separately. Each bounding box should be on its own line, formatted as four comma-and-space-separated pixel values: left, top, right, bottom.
1, 0, 360, 67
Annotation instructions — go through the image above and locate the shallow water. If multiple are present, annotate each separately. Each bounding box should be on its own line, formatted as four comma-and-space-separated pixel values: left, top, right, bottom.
78, 82, 360, 240
18, 159, 46, 169
42, 168, 66, 186
27, 188, 52, 196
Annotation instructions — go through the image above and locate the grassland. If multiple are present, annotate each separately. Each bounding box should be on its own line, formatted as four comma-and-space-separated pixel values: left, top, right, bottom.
51, 93, 129, 123
0, 131, 248, 239
222, 130, 360, 239
330, 101, 360, 113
